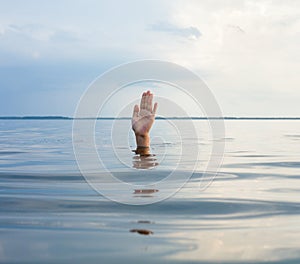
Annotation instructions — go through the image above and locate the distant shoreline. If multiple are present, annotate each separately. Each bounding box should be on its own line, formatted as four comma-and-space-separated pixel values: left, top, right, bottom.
1, 116, 300, 120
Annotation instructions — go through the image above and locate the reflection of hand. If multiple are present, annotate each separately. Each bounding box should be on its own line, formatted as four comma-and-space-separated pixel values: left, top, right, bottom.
132, 154, 159, 169
132, 91, 158, 147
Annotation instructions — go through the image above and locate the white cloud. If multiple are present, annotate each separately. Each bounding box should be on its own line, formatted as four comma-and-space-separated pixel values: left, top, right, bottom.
7, 24, 54, 41
149, 21, 201, 40
148, 0, 300, 116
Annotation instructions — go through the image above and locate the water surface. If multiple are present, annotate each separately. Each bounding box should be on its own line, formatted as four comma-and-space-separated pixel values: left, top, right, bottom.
0, 120, 299, 263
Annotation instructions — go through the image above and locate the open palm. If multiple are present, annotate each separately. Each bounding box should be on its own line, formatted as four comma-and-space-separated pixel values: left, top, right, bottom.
132, 91, 158, 136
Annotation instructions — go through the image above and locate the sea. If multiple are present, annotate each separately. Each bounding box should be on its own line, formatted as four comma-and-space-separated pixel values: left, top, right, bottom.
0, 118, 299, 264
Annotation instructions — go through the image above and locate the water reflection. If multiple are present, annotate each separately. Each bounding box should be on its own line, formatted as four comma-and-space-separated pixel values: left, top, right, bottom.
130, 229, 153, 235
132, 154, 159, 169
131, 148, 160, 197
133, 189, 159, 198
132, 149, 159, 197
132, 147, 159, 170
130, 220, 154, 236
133, 189, 159, 194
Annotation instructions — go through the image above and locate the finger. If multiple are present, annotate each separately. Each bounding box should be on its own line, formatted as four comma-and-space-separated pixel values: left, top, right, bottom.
147, 93, 153, 111
145, 90, 151, 108
143, 92, 147, 109
140, 92, 146, 110
144, 92, 149, 111
152, 102, 158, 115
132, 104, 139, 118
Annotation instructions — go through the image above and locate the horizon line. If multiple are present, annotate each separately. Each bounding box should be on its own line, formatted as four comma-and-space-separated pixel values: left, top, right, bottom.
1, 116, 300, 120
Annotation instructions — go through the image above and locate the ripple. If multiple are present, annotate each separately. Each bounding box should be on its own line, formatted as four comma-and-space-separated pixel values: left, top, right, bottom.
225, 161, 300, 168
0, 151, 27, 155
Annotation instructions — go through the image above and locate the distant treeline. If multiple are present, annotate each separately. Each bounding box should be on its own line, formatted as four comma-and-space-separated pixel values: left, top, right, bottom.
0, 116, 300, 120
0, 116, 72, 120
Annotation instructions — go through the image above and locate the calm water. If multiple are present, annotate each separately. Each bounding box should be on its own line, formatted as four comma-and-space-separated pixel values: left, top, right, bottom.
0, 120, 299, 263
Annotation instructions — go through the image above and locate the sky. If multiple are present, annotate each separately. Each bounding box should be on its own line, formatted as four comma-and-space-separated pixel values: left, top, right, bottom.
0, 0, 299, 117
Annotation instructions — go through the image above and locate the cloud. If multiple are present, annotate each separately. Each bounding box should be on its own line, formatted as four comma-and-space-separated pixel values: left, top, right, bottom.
5, 23, 80, 43
0, 22, 85, 63
6, 24, 54, 41
226, 24, 245, 34
0, 0, 299, 116
149, 21, 201, 39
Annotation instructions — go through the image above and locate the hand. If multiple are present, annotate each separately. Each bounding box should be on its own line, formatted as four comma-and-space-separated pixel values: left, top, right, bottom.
132, 90, 158, 148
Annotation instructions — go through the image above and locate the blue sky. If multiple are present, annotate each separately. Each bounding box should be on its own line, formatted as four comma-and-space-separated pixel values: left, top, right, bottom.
0, 0, 299, 116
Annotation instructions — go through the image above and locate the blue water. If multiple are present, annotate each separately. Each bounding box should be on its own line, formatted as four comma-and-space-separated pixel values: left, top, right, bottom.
0, 120, 300, 263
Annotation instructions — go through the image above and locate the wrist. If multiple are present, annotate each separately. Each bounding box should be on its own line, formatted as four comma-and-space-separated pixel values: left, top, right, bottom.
134, 131, 149, 137
135, 133, 150, 148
